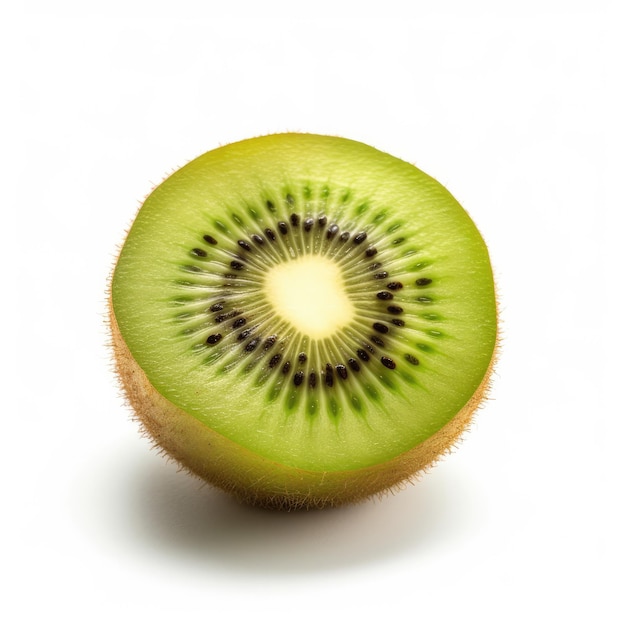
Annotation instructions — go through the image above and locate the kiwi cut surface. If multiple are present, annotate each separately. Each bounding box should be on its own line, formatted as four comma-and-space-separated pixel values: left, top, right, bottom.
110, 133, 497, 509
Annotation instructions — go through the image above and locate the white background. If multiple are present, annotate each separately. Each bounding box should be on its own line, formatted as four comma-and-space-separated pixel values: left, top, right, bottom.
3, 3, 625, 624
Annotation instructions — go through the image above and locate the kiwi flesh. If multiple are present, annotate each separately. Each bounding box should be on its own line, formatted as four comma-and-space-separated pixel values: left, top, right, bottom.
109, 133, 497, 510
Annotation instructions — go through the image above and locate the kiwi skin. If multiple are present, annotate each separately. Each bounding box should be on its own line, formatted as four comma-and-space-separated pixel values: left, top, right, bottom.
109, 297, 497, 510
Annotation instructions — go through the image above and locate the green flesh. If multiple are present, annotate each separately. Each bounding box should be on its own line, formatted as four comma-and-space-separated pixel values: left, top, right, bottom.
112, 134, 497, 472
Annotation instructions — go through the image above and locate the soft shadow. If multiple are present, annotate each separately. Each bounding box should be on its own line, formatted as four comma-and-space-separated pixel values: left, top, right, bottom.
75, 440, 480, 575
107, 450, 478, 574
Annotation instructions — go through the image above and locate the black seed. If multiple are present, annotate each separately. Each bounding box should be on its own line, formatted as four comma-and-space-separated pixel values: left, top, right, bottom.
318, 215, 327, 227
206, 334, 222, 345
377, 291, 394, 300
381, 356, 396, 369
203, 235, 217, 245
266, 200, 275, 210
416, 278, 433, 286
294, 371, 304, 386
237, 329, 251, 341
371, 335, 385, 347
191, 248, 207, 257
340, 231, 350, 242
327, 224, 339, 239
264, 335, 277, 350
353, 232, 367, 245
237, 240, 251, 251
290, 213, 299, 227
298, 352, 307, 363
357, 349, 370, 362
245, 338, 260, 352
264, 228, 276, 241
388, 305, 403, 314
387, 282, 403, 290
278, 221, 288, 235
336, 364, 348, 380
304, 217, 314, 232
325, 364, 334, 387
364, 342, 375, 354
309, 372, 317, 388
391, 319, 405, 327
369, 262, 382, 270
374, 271, 389, 279
348, 358, 360, 372
405, 354, 420, 365
251, 234, 264, 245
282, 360, 292, 375
209, 302, 224, 312
286, 194, 295, 206
230, 260, 245, 270
365, 246, 378, 257
216, 310, 241, 323
233, 317, 246, 329
373, 322, 389, 334
269, 354, 282, 368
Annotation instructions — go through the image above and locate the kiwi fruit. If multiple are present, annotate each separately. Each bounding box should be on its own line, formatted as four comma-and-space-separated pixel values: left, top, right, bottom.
109, 133, 497, 510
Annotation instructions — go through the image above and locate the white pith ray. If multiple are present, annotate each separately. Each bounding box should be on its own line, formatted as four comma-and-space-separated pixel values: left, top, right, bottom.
270, 225, 303, 262
292, 217, 307, 256
257, 233, 286, 264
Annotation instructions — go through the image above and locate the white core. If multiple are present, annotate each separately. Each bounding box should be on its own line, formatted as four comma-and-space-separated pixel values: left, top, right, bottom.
264, 256, 354, 339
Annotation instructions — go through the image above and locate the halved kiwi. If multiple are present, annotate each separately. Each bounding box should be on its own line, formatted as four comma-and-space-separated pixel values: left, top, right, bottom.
109, 133, 497, 510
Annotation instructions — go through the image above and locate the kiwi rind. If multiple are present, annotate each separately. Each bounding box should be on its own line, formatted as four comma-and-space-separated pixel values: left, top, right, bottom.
109, 133, 498, 509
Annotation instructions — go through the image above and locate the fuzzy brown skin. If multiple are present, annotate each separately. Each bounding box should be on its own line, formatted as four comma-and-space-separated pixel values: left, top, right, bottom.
109, 300, 497, 510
